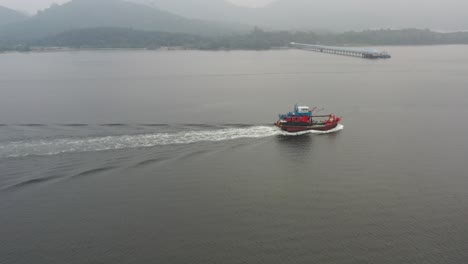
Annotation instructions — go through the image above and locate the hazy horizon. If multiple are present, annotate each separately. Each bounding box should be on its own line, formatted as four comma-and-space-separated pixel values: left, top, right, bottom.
1, 0, 467, 32
0, 0, 273, 13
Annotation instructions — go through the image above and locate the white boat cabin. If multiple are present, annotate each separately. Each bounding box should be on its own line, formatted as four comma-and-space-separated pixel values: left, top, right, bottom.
295, 105, 310, 114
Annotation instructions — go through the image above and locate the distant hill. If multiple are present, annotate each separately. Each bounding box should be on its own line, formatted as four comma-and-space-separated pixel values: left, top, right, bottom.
256, 0, 468, 31
0, 0, 246, 44
131, 0, 468, 32
0, 6, 28, 26
130, 0, 251, 22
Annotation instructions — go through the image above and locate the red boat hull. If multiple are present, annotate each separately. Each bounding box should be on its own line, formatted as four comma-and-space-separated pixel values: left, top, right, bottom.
275, 121, 339, 133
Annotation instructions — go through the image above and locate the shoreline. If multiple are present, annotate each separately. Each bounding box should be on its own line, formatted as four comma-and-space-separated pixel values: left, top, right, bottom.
1, 44, 468, 54
0, 46, 292, 54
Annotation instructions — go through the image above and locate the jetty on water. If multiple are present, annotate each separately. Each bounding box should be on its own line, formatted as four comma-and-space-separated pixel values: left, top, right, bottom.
290, 42, 391, 59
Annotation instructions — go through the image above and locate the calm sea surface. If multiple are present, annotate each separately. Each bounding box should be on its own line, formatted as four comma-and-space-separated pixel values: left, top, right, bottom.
1, 47, 468, 264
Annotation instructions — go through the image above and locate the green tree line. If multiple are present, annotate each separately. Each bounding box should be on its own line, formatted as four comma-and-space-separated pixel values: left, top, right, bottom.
1, 28, 468, 52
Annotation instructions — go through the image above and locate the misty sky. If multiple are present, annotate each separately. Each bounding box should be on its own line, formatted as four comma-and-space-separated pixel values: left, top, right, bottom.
0, 0, 274, 13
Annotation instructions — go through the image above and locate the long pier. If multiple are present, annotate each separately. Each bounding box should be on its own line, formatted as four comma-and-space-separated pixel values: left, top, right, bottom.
290, 42, 391, 59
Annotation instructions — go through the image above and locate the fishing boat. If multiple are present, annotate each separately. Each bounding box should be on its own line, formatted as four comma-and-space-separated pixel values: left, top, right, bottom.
275, 105, 342, 133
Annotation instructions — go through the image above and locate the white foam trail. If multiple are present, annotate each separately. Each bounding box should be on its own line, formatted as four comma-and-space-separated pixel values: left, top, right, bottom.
279, 124, 344, 136
0, 126, 280, 158
0, 125, 344, 158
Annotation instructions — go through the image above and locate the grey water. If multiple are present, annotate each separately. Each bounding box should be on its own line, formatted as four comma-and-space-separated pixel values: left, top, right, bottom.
1, 47, 468, 264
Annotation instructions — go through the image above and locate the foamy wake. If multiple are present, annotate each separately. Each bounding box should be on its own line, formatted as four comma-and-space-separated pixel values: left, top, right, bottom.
0, 126, 276, 158
279, 124, 344, 136
0, 125, 343, 158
